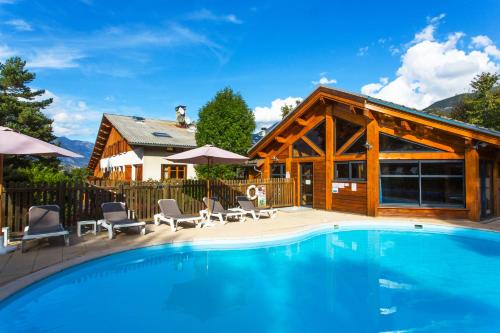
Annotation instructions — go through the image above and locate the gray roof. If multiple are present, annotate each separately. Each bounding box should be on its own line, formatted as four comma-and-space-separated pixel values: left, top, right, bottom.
104, 113, 197, 148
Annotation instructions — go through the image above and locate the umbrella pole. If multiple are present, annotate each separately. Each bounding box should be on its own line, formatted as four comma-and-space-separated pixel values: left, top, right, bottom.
0, 155, 4, 237
207, 158, 211, 215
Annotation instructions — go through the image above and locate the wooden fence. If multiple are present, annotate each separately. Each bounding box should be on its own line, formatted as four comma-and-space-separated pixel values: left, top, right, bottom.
0, 178, 295, 233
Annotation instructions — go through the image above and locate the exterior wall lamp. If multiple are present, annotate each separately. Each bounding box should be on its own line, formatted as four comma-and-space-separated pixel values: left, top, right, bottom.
473, 141, 488, 150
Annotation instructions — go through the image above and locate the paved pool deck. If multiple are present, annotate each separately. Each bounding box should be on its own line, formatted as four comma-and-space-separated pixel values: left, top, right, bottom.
1, 209, 500, 300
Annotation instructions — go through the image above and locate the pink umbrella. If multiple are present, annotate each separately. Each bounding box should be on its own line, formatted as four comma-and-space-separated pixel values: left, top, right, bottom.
0, 126, 82, 157
0, 126, 82, 232
164, 144, 248, 165
164, 144, 248, 212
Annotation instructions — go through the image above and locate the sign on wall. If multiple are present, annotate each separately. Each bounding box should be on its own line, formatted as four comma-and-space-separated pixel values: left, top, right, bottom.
257, 185, 266, 207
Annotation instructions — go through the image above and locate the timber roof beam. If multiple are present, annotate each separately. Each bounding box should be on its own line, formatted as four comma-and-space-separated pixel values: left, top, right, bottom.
275, 136, 287, 144
367, 102, 500, 146
295, 118, 308, 126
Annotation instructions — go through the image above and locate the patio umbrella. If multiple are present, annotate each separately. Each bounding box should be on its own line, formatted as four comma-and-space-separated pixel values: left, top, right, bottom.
0, 126, 82, 252
164, 144, 248, 212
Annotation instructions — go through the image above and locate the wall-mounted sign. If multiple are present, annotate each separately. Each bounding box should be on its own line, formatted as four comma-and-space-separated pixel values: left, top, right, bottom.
257, 185, 266, 207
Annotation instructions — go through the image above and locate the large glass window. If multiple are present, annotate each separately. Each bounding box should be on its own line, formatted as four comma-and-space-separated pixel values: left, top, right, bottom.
380, 160, 464, 207
381, 177, 420, 205
335, 118, 362, 151
292, 138, 319, 157
344, 132, 366, 154
271, 163, 286, 178
334, 161, 366, 181
305, 121, 326, 152
379, 133, 442, 152
335, 163, 350, 179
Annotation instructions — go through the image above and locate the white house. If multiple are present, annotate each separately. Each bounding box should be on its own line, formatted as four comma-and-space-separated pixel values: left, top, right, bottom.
88, 107, 197, 181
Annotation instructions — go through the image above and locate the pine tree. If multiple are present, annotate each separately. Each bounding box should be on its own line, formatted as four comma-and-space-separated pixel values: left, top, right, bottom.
0, 57, 58, 180
195, 87, 255, 179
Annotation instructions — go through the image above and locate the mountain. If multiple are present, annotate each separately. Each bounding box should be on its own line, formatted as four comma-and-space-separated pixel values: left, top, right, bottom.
423, 93, 468, 116
54, 136, 94, 169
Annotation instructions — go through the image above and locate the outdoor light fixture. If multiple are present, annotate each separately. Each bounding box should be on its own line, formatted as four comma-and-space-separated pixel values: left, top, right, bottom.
473, 141, 488, 150
363, 142, 373, 150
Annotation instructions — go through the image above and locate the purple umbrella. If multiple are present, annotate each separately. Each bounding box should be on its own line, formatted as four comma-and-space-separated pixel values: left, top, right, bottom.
164, 144, 248, 212
0, 126, 82, 231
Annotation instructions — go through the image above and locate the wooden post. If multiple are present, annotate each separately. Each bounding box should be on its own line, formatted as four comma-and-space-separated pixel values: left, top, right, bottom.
325, 104, 334, 210
262, 157, 271, 179
366, 112, 380, 217
465, 141, 480, 221
285, 145, 292, 179
296, 162, 301, 207
493, 153, 499, 217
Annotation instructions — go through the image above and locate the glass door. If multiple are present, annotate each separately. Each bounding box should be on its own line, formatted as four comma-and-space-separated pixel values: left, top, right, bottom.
300, 163, 314, 207
480, 160, 494, 219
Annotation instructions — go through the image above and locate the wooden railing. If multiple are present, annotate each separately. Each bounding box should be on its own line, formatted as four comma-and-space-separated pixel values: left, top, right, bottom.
1, 178, 295, 233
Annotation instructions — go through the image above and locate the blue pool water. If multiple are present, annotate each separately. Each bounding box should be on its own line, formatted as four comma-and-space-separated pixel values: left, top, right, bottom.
1, 227, 500, 332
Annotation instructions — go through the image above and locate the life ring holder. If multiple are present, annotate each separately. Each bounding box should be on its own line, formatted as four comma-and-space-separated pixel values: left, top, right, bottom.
246, 185, 258, 200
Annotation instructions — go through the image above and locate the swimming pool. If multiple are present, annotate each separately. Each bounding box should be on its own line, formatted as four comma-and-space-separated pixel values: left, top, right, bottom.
1, 225, 500, 332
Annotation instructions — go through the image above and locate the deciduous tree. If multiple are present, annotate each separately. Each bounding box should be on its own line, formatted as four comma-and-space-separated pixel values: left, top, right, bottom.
450, 72, 500, 131
195, 87, 255, 179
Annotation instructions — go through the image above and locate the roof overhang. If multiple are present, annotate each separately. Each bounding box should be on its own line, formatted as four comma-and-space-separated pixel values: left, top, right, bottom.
248, 86, 500, 158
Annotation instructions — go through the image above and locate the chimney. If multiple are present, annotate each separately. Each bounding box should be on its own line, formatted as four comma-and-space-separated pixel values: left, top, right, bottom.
175, 105, 187, 127
260, 127, 268, 135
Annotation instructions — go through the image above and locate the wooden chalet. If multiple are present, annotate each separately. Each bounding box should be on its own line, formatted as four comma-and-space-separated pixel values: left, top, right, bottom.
249, 86, 500, 221
88, 112, 197, 181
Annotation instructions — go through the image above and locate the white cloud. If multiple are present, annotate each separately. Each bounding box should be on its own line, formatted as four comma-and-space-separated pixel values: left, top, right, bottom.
471, 35, 500, 59
361, 16, 499, 109
0, 44, 16, 61
186, 9, 243, 24
361, 83, 383, 96
357, 46, 369, 56
253, 97, 303, 129
5, 19, 32, 31
40, 90, 101, 139
26, 47, 84, 69
3, 23, 227, 71
414, 14, 445, 43
312, 76, 337, 85
389, 45, 400, 55
471, 35, 492, 48
361, 77, 390, 95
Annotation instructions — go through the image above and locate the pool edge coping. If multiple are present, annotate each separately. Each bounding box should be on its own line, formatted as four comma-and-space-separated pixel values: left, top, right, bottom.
1, 219, 499, 302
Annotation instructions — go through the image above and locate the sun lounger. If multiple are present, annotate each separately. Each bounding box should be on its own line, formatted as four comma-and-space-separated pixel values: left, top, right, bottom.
22, 205, 69, 252
100, 202, 146, 239
236, 196, 278, 221
154, 199, 204, 231
203, 197, 246, 224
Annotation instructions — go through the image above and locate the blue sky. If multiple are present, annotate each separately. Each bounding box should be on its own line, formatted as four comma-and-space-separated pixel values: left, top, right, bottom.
1, 0, 499, 141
